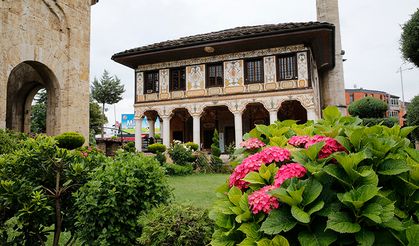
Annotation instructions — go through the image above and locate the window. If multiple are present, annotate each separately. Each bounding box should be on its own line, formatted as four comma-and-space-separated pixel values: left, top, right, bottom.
349, 94, 354, 103
170, 67, 186, 91
277, 54, 297, 80
144, 70, 159, 94
206, 63, 223, 87
244, 59, 264, 84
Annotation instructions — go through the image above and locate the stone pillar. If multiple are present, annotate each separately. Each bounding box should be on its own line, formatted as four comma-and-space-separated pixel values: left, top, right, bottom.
161, 116, 171, 147
234, 112, 243, 148
269, 110, 278, 124
148, 119, 155, 138
316, 0, 346, 114
135, 117, 143, 152
307, 108, 318, 121
192, 114, 201, 150
160, 120, 163, 139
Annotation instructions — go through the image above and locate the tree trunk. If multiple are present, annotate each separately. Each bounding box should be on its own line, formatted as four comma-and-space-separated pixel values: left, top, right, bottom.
53, 172, 61, 246
101, 103, 105, 139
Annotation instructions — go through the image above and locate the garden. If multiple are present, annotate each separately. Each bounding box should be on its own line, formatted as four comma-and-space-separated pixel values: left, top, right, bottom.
0, 106, 418, 245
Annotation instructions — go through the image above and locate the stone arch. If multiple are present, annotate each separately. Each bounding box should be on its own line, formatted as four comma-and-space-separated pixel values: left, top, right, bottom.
242, 102, 270, 133
201, 105, 234, 150
278, 100, 308, 124
6, 61, 61, 135
170, 107, 192, 143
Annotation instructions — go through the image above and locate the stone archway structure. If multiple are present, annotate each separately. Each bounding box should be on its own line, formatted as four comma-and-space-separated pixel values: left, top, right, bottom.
0, 0, 98, 139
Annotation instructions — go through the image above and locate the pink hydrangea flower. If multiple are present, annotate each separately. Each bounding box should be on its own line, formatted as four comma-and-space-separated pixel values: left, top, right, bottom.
305, 135, 347, 159
288, 135, 311, 148
274, 163, 307, 187
229, 153, 264, 190
259, 146, 291, 164
240, 138, 266, 149
248, 185, 279, 214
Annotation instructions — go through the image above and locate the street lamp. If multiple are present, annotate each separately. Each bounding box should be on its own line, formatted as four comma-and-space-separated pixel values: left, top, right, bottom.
396, 65, 413, 107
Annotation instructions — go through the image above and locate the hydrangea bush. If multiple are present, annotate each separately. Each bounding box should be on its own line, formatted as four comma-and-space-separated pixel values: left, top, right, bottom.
210, 107, 419, 246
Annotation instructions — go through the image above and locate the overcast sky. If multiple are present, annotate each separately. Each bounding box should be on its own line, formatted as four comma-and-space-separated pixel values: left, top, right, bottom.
89, 0, 419, 125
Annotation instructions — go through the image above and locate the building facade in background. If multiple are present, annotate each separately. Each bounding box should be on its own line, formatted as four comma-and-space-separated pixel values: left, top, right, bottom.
345, 88, 406, 125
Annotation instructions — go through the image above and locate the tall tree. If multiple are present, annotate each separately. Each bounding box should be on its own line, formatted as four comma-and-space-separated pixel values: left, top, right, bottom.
89, 97, 108, 135
407, 95, 419, 141
91, 70, 125, 138
401, 8, 419, 67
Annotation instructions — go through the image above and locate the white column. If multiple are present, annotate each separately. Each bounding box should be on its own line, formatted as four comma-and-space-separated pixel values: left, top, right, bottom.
159, 120, 163, 139
269, 110, 278, 124
307, 108, 318, 121
148, 119, 155, 138
135, 117, 143, 152
234, 112, 243, 148
161, 116, 171, 147
192, 115, 201, 150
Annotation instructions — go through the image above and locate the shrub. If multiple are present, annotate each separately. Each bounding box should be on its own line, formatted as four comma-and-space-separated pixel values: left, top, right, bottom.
348, 96, 388, 118
163, 163, 193, 176
155, 152, 166, 165
185, 142, 199, 151
0, 129, 27, 154
148, 143, 166, 153
168, 141, 193, 166
137, 203, 213, 246
211, 129, 221, 157
210, 106, 419, 246
74, 152, 171, 245
123, 141, 136, 152
55, 132, 85, 150
193, 151, 213, 173
362, 117, 398, 127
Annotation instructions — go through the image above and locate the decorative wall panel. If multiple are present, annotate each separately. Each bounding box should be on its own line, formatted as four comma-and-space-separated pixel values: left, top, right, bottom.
159, 69, 169, 93
224, 60, 243, 87
264, 56, 276, 83
136, 72, 144, 96
297, 52, 308, 87
186, 65, 205, 90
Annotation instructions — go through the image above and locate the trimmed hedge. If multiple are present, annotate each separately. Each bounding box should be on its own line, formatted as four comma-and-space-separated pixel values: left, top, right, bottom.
148, 143, 166, 153
55, 132, 85, 150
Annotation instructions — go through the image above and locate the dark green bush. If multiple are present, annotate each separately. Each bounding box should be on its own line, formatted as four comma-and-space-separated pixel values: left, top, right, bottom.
55, 132, 85, 150
211, 129, 221, 157
123, 141, 136, 152
348, 96, 388, 118
168, 141, 193, 166
163, 163, 193, 176
148, 143, 166, 153
74, 152, 171, 245
185, 142, 199, 151
362, 117, 398, 127
137, 203, 213, 246
0, 129, 27, 154
155, 152, 166, 165
193, 151, 213, 173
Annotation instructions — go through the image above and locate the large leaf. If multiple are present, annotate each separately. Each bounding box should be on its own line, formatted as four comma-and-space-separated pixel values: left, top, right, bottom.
334, 152, 369, 181
326, 212, 361, 233
322, 106, 341, 124
355, 229, 375, 246
228, 186, 243, 206
238, 223, 261, 240
238, 238, 257, 246
271, 235, 290, 246
243, 172, 266, 185
406, 224, 419, 246
302, 178, 323, 206
323, 164, 351, 187
260, 209, 297, 235
256, 125, 272, 138
291, 205, 310, 223
308, 201, 325, 215
377, 159, 410, 176
270, 188, 300, 206
337, 185, 378, 210
345, 128, 364, 151
298, 230, 337, 246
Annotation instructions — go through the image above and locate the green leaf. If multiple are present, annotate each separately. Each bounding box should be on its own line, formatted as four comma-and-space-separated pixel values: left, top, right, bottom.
324, 164, 351, 187
256, 125, 272, 138
302, 178, 323, 206
239, 193, 250, 211
337, 185, 379, 210
230, 206, 243, 215
323, 106, 341, 123
243, 172, 266, 185
291, 205, 310, 223
361, 203, 382, 223
306, 142, 325, 161
334, 152, 369, 181
298, 230, 337, 246
378, 159, 410, 175
238, 223, 261, 240
270, 188, 299, 206
406, 224, 419, 246
308, 201, 325, 215
236, 210, 252, 223
269, 136, 288, 147
228, 186, 242, 206
400, 126, 417, 138
355, 229, 375, 246
345, 128, 363, 151
259, 165, 271, 181
326, 212, 361, 233
260, 209, 297, 235
238, 238, 257, 246
335, 136, 352, 152
271, 235, 290, 246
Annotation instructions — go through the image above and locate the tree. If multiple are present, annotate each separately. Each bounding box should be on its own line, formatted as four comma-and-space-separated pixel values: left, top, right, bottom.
401, 9, 419, 67
406, 95, 419, 141
31, 89, 47, 133
348, 96, 388, 118
89, 97, 107, 135
91, 70, 125, 138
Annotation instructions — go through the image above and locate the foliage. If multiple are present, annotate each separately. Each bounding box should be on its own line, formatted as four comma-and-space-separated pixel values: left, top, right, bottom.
210, 106, 419, 246
30, 89, 47, 133
122, 141, 136, 152
362, 117, 398, 127
137, 203, 213, 246
348, 96, 388, 118
89, 97, 108, 135
155, 152, 166, 165
91, 70, 125, 137
211, 129, 221, 157
185, 142, 199, 151
0, 129, 27, 155
148, 143, 167, 153
407, 95, 419, 140
168, 140, 194, 166
401, 8, 419, 67
193, 151, 213, 173
164, 163, 193, 176
55, 132, 85, 150
74, 152, 171, 245
0, 135, 102, 245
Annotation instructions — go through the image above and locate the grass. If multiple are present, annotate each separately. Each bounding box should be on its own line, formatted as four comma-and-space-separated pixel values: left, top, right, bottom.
168, 173, 230, 209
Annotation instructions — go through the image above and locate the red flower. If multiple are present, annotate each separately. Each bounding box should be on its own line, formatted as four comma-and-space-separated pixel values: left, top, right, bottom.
274, 163, 307, 187
248, 185, 279, 214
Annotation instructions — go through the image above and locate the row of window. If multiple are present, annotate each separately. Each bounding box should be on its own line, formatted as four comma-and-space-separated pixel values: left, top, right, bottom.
388, 111, 399, 118
141, 54, 299, 94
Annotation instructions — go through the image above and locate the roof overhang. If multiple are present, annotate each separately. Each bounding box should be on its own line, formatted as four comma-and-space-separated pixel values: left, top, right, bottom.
112, 24, 335, 71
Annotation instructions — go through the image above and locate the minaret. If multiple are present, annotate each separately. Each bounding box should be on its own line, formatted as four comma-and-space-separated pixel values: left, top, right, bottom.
316, 0, 346, 113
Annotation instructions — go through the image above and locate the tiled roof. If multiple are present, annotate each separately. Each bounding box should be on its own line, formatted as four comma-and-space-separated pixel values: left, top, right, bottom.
112, 22, 333, 58
345, 88, 388, 95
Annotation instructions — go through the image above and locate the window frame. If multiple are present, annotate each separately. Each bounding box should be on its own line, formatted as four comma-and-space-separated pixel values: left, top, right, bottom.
169, 67, 186, 92
143, 70, 159, 94
277, 53, 298, 81
206, 63, 224, 88
244, 58, 264, 84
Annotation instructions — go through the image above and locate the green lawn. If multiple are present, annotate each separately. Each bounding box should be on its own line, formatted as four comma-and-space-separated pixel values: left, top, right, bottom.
168, 173, 229, 209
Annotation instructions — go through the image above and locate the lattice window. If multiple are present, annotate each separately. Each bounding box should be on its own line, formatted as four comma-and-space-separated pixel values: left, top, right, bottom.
244, 59, 264, 84
277, 54, 297, 80
206, 63, 223, 87
144, 71, 159, 94
170, 67, 186, 91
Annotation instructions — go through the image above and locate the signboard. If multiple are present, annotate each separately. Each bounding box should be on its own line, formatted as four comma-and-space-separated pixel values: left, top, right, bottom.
121, 114, 161, 135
